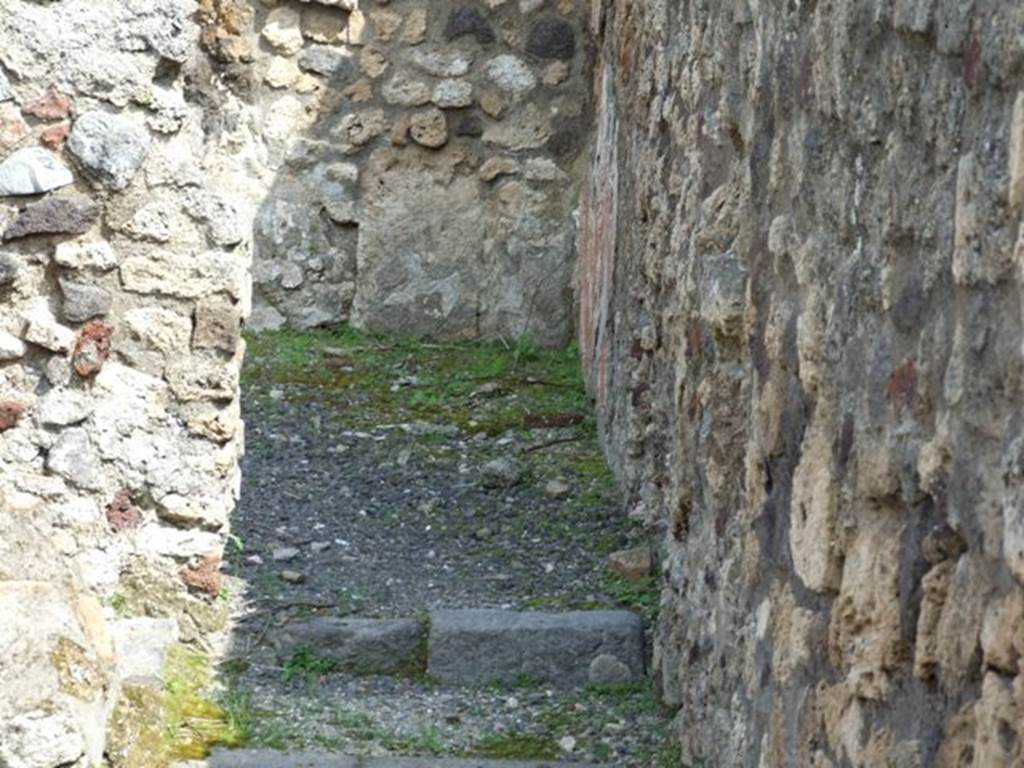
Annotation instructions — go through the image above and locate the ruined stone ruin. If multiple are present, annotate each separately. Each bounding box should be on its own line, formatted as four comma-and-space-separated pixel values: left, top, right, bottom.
1, 0, 1023, 766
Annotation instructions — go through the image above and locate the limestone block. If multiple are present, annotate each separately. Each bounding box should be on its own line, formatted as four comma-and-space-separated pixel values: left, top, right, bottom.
428, 609, 644, 688
22, 300, 76, 352
0, 330, 26, 360
0, 582, 114, 768
980, 591, 1024, 674
36, 388, 93, 427
54, 240, 119, 271
262, 6, 304, 56
827, 515, 904, 701
121, 249, 244, 299
935, 556, 996, 687
269, 617, 424, 674
109, 617, 180, 680
972, 672, 1021, 766
265, 56, 301, 89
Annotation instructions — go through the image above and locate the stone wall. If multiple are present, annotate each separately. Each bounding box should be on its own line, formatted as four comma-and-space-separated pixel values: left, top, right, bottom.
206, 0, 591, 346
581, 0, 1024, 765
0, 2, 247, 763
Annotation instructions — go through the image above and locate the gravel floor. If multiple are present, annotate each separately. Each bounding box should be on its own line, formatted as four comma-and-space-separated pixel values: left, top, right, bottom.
219, 331, 675, 767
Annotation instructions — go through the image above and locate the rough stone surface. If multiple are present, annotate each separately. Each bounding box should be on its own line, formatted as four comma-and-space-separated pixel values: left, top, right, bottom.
238, 0, 589, 343
428, 609, 644, 688
68, 111, 151, 191
525, 18, 576, 60
4, 195, 100, 241
0, 582, 113, 768
0, 2, 248, 762
271, 617, 425, 675
581, 1, 1024, 764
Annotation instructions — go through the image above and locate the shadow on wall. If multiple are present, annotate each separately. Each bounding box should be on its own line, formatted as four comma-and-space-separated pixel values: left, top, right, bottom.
203, 0, 594, 347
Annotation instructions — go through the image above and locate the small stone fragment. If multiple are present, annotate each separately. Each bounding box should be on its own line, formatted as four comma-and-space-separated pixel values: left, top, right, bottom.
299, 45, 355, 79
0, 147, 74, 196
480, 456, 523, 488
544, 478, 572, 498
23, 301, 77, 352
272, 547, 300, 562
262, 6, 304, 55
479, 156, 519, 181
39, 122, 70, 151
0, 330, 25, 360
73, 320, 113, 377
22, 87, 70, 120
480, 91, 505, 117
54, 239, 118, 270
0, 400, 25, 431
182, 554, 223, 598
106, 490, 142, 533
0, 104, 28, 151
280, 570, 306, 584
588, 653, 635, 686
59, 278, 112, 323
542, 60, 570, 85
409, 50, 472, 78
1010, 92, 1024, 214
265, 57, 301, 89
607, 546, 652, 582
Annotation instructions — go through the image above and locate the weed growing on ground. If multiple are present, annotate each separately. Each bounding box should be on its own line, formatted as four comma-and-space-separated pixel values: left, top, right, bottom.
282, 647, 341, 685
470, 733, 561, 760
603, 572, 661, 624
242, 326, 591, 436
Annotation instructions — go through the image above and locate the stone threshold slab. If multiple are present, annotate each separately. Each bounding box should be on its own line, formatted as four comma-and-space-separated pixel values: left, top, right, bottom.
176, 749, 599, 768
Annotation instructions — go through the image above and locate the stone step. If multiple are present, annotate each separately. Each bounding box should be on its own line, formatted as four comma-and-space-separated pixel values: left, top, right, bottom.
177, 750, 598, 768
427, 609, 644, 688
260, 608, 645, 689
270, 617, 424, 676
